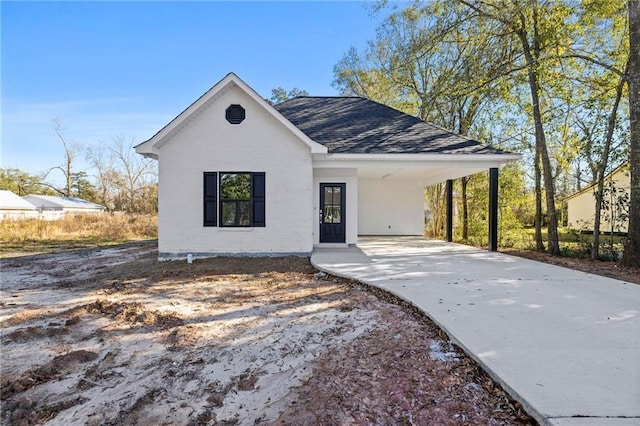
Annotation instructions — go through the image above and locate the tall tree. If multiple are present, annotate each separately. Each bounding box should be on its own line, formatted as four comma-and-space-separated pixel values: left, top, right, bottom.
334, 1, 518, 245
45, 119, 82, 197
458, 0, 577, 255
622, 0, 640, 267
591, 70, 628, 259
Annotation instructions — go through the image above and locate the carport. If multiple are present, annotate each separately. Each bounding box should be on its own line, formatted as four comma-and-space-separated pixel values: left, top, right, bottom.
278, 96, 520, 251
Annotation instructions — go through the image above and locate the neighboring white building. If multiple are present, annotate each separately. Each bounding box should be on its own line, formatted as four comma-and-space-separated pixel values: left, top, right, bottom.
135, 73, 520, 259
22, 195, 105, 220
0, 190, 39, 220
566, 163, 630, 234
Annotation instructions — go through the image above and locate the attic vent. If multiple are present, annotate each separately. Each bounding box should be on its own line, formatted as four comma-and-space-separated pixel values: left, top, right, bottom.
226, 104, 246, 124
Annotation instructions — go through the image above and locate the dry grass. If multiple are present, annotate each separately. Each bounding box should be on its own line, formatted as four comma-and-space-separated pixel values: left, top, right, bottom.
0, 213, 157, 256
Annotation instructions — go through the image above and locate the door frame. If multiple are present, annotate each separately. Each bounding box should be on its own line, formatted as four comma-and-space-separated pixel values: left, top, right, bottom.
319, 182, 346, 243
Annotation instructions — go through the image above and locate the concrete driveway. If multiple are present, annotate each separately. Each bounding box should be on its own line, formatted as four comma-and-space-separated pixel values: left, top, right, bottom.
311, 237, 640, 426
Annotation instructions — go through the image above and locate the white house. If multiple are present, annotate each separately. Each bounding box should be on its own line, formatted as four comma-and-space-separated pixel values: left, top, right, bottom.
566, 163, 630, 234
135, 73, 520, 259
0, 190, 39, 220
22, 195, 105, 220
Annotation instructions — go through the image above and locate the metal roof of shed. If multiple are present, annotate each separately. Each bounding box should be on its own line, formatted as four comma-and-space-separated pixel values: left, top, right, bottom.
0, 190, 37, 210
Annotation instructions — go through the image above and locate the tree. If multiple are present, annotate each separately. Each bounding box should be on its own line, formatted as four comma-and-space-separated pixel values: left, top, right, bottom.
45, 119, 82, 197
458, 0, 582, 255
622, 0, 640, 267
266, 87, 309, 105
70, 171, 98, 202
87, 137, 157, 213
590, 71, 627, 259
0, 168, 58, 196
334, 1, 519, 246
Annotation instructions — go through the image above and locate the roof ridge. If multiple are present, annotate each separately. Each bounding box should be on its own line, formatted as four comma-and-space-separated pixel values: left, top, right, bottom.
289, 95, 365, 99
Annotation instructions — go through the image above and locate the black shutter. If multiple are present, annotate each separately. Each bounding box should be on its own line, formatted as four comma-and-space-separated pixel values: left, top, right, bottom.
251, 172, 265, 227
204, 172, 217, 226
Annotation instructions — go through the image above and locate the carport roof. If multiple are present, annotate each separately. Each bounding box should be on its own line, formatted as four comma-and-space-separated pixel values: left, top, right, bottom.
275, 97, 508, 155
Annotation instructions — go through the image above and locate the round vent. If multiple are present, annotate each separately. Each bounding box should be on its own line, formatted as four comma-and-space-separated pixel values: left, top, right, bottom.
226, 104, 246, 124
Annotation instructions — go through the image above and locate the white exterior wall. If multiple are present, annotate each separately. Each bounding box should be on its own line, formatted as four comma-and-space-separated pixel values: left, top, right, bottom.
0, 210, 39, 220
313, 168, 358, 245
567, 169, 630, 233
157, 84, 314, 257
358, 180, 425, 235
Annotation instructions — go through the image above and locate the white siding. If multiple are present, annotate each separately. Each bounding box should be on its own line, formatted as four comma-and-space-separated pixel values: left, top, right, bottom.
157, 84, 314, 257
0, 210, 39, 220
567, 168, 630, 233
358, 180, 425, 236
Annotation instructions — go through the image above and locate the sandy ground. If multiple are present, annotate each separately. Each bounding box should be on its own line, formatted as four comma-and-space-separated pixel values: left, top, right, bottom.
1, 242, 534, 425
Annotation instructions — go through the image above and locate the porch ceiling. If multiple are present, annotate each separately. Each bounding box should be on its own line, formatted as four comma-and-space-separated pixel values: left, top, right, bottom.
356, 164, 490, 186
313, 153, 520, 186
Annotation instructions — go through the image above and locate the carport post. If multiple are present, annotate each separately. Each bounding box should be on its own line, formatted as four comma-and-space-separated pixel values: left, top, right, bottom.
446, 179, 453, 242
489, 168, 499, 251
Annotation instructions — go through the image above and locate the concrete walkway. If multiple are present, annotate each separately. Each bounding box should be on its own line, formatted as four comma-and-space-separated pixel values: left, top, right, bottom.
311, 237, 640, 426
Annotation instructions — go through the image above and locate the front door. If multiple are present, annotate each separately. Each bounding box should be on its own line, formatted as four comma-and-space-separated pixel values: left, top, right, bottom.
320, 183, 346, 243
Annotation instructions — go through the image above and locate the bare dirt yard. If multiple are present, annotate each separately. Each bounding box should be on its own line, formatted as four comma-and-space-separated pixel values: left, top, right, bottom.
1, 242, 534, 425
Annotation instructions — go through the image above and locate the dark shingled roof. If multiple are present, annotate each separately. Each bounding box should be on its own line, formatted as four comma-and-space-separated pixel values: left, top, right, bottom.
274, 97, 506, 154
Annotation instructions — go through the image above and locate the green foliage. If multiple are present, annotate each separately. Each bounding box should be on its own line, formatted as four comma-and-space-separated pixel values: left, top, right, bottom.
337, 0, 632, 256
0, 168, 58, 196
70, 171, 99, 202
267, 87, 309, 105
221, 173, 250, 200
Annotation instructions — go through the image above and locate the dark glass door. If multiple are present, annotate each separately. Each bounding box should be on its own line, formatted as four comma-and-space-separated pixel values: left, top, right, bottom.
320, 183, 346, 243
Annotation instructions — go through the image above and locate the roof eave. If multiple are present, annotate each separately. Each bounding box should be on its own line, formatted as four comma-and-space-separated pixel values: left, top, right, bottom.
314, 152, 521, 163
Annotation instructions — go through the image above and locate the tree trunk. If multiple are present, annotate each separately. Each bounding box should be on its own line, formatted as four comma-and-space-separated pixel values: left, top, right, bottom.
516, 13, 560, 255
534, 147, 545, 251
622, 0, 640, 267
592, 73, 626, 260
66, 158, 72, 197
461, 176, 469, 240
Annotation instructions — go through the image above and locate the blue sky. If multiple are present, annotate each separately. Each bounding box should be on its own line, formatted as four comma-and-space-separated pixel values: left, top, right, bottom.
2, 1, 389, 184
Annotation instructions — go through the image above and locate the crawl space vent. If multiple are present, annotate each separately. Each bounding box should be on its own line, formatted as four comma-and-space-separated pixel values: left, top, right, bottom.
226, 104, 246, 124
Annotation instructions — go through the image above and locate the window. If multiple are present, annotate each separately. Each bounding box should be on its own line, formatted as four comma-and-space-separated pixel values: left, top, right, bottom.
221, 173, 251, 226
203, 172, 265, 227
323, 185, 342, 223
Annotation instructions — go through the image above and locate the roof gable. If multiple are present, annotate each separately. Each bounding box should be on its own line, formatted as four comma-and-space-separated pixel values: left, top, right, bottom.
275, 97, 509, 155
564, 161, 630, 201
135, 73, 327, 159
